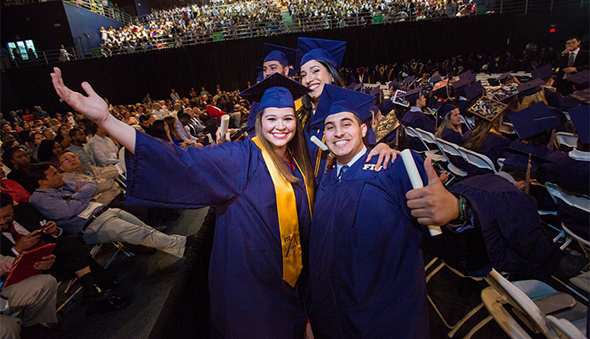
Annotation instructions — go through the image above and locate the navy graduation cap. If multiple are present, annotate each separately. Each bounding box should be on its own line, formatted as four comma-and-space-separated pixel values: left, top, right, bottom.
531, 64, 553, 81
568, 70, 590, 89
403, 75, 416, 86
568, 105, 590, 144
239, 73, 310, 117
374, 110, 400, 143
296, 37, 347, 69
310, 84, 375, 130
498, 71, 514, 84
370, 86, 382, 97
348, 82, 359, 90
503, 142, 551, 174
570, 88, 590, 105
430, 75, 440, 84
451, 78, 470, 93
438, 102, 458, 118
468, 96, 506, 121
401, 87, 422, 102
465, 81, 485, 100
262, 43, 297, 67
510, 102, 559, 140
517, 78, 545, 96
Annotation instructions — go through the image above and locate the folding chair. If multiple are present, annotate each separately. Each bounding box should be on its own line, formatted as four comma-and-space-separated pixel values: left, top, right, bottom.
404, 126, 433, 155
544, 182, 590, 254
471, 269, 587, 339
424, 257, 486, 338
434, 137, 468, 178
460, 115, 474, 130
554, 132, 578, 151
413, 128, 447, 163
457, 146, 497, 174
546, 315, 587, 339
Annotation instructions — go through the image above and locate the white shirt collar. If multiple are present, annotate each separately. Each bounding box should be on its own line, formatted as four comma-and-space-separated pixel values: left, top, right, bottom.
569, 148, 590, 161
409, 106, 422, 112
336, 146, 367, 175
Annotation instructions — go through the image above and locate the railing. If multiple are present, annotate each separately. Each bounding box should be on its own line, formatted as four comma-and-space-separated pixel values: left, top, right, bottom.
3, 0, 587, 70
63, 0, 133, 24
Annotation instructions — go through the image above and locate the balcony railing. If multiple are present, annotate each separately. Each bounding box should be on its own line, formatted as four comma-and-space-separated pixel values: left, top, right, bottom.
3, 0, 587, 70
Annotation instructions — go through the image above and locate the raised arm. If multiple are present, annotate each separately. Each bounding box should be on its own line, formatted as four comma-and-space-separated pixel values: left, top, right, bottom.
50, 67, 136, 153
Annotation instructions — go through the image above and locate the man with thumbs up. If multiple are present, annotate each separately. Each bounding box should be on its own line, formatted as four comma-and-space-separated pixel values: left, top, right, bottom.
308, 85, 467, 338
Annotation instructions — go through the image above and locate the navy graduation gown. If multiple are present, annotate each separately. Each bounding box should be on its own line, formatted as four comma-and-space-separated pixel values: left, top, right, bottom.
309, 151, 430, 339
126, 131, 311, 339
451, 174, 562, 281
401, 109, 436, 133
440, 128, 464, 146
462, 131, 510, 173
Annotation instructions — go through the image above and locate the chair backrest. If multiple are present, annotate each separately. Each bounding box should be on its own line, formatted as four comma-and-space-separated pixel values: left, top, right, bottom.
116, 147, 126, 176
484, 269, 553, 336
404, 126, 430, 151
544, 183, 590, 213
545, 315, 586, 339
554, 132, 578, 149
460, 115, 474, 130
415, 128, 438, 147
435, 137, 464, 158
458, 146, 497, 173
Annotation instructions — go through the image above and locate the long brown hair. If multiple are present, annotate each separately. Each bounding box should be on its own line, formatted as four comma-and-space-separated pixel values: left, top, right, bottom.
434, 113, 462, 138
255, 108, 313, 184
164, 116, 182, 141
299, 60, 346, 132
463, 115, 502, 151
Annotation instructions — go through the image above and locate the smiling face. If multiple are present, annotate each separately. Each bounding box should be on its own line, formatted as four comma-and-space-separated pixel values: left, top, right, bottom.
324, 112, 367, 165
260, 107, 297, 155
300, 60, 333, 101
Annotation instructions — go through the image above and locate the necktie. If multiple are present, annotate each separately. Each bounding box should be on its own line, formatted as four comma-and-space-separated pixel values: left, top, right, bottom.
8, 225, 23, 242
568, 52, 575, 67
338, 165, 349, 180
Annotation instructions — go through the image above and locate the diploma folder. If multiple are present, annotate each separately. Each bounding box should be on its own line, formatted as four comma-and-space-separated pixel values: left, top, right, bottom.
3, 243, 56, 288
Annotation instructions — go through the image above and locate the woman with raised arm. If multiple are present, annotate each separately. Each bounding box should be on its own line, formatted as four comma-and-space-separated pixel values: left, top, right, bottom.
52, 68, 314, 339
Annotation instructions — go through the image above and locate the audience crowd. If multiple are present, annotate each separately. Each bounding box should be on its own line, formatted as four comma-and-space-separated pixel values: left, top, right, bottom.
99, 0, 479, 54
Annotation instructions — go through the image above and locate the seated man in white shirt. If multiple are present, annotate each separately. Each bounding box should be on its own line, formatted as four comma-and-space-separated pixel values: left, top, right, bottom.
88, 126, 119, 167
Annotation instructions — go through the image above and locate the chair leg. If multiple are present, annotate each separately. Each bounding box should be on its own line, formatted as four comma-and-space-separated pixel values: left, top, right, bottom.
56, 286, 84, 313
447, 303, 485, 337
560, 238, 573, 251
462, 315, 493, 339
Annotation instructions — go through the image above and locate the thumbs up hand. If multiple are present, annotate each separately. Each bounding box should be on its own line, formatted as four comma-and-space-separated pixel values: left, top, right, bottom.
406, 157, 459, 226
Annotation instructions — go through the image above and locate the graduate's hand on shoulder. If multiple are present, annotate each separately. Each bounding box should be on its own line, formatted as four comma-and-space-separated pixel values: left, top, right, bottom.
405, 157, 458, 226
51, 67, 110, 125
366, 142, 399, 170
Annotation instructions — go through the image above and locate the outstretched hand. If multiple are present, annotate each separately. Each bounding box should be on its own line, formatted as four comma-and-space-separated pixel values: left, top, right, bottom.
50, 67, 110, 125
406, 157, 459, 226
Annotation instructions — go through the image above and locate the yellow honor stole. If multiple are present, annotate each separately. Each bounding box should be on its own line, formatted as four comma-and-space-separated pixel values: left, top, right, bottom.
314, 134, 333, 177
252, 137, 313, 287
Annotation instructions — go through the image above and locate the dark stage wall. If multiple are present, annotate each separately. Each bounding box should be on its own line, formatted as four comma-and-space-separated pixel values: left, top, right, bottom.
2, 7, 588, 114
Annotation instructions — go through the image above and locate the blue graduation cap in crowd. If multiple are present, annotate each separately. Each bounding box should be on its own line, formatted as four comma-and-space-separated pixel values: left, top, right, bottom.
374, 110, 400, 143
531, 64, 553, 82
348, 82, 359, 90
310, 84, 375, 129
438, 102, 458, 118
460, 70, 473, 81
570, 88, 590, 105
401, 87, 422, 102
451, 78, 470, 94
262, 43, 297, 67
389, 80, 400, 91
517, 78, 545, 96
239, 73, 310, 118
568, 105, 590, 144
430, 75, 440, 84
498, 71, 514, 84
468, 96, 506, 121
296, 37, 347, 69
403, 75, 416, 86
503, 142, 551, 174
465, 81, 484, 100
510, 102, 559, 140
370, 86, 381, 97
568, 70, 590, 89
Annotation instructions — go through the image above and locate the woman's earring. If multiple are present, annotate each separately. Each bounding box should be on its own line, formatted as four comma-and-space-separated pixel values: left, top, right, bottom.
331, 77, 335, 84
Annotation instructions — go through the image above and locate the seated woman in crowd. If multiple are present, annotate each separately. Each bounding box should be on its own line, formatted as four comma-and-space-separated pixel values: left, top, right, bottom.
434, 103, 463, 145
3, 146, 37, 193
0, 160, 31, 204
52, 68, 314, 338
54, 124, 72, 149
163, 116, 194, 147
37, 139, 63, 169
462, 104, 510, 171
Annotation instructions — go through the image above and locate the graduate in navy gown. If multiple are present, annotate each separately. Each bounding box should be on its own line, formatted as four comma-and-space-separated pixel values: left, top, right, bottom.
297, 38, 397, 183
434, 103, 464, 145
462, 96, 510, 173
450, 147, 562, 281
307, 84, 463, 338
51, 69, 316, 339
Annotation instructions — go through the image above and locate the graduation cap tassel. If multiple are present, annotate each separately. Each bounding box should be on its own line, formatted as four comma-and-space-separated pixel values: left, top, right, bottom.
524, 154, 532, 195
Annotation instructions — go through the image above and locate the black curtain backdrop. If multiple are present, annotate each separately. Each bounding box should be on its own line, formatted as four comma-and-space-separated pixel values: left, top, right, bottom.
2, 7, 588, 114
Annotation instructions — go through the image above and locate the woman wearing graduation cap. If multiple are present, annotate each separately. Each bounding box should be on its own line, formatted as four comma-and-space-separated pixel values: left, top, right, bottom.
296, 37, 397, 182
434, 102, 464, 145
51, 68, 315, 338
